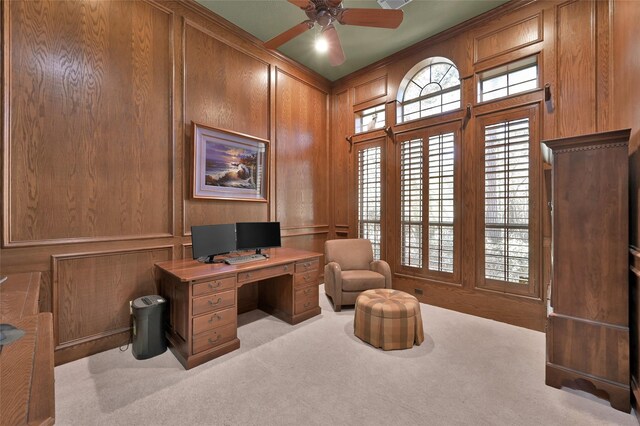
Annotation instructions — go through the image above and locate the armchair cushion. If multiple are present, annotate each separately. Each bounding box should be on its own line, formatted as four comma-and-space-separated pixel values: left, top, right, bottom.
341, 270, 386, 292
325, 239, 373, 271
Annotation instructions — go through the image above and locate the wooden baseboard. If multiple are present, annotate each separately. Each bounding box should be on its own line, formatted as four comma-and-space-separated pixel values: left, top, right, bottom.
54, 330, 131, 366
394, 278, 545, 331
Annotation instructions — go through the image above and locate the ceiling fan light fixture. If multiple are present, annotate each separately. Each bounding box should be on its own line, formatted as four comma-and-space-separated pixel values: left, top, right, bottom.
315, 35, 329, 53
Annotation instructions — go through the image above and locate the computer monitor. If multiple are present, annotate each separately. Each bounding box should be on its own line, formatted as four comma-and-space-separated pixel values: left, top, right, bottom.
235, 222, 281, 254
191, 224, 236, 263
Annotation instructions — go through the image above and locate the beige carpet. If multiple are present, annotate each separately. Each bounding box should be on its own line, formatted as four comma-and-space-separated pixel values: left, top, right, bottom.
55, 285, 637, 425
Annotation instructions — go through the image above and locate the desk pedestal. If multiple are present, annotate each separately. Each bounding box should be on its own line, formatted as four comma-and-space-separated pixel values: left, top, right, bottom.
155, 248, 321, 369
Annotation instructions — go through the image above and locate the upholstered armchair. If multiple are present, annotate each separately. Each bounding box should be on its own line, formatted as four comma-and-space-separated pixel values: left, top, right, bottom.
324, 239, 392, 312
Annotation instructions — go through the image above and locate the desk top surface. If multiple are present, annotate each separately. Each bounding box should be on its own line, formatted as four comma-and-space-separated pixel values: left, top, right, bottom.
0, 272, 41, 323
155, 247, 322, 282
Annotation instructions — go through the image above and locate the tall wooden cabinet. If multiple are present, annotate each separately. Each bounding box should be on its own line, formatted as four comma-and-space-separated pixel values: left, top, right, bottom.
542, 129, 631, 412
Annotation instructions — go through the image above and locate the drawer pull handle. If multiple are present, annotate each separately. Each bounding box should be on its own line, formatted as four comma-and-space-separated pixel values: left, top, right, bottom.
304, 262, 310, 268
208, 298, 222, 306
284, 265, 289, 271
208, 314, 221, 323
304, 302, 311, 308
245, 273, 252, 279
208, 335, 221, 344
208, 281, 221, 289
304, 274, 310, 281
304, 288, 312, 295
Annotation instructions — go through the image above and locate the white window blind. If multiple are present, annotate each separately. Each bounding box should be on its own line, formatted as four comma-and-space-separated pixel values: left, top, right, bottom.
358, 146, 382, 259
484, 118, 530, 284
400, 139, 423, 268
428, 133, 455, 273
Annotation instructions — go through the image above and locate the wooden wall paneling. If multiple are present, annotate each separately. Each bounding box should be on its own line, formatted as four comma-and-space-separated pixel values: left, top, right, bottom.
394, 275, 546, 331
5, 0, 174, 246
182, 20, 270, 233
383, 101, 397, 267
555, 0, 596, 137
52, 246, 173, 364
172, 0, 330, 92
474, 12, 543, 64
281, 232, 328, 275
541, 4, 557, 141
461, 75, 476, 289
595, 0, 611, 132
274, 69, 329, 230
332, 89, 352, 235
353, 75, 387, 107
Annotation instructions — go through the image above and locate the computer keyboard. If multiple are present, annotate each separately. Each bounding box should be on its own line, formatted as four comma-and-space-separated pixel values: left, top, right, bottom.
224, 254, 267, 265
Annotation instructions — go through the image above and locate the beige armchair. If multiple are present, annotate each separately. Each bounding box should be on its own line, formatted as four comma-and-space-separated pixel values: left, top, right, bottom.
324, 239, 392, 312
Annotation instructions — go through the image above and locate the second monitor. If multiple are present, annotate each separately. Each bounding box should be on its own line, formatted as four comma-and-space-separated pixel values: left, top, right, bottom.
236, 222, 281, 255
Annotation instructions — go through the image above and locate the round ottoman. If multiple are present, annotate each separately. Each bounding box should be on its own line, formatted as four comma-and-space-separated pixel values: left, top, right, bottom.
354, 289, 424, 350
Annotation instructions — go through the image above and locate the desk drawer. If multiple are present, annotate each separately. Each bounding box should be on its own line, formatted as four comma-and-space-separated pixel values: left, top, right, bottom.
193, 276, 236, 297
294, 270, 318, 288
237, 263, 293, 284
192, 289, 235, 316
294, 285, 318, 315
192, 323, 236, 355
295, 258, 319, 273
192, 306, 236, 336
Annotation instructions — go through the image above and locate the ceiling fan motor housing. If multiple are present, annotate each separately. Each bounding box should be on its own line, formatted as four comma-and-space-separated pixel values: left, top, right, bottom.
305, 1, 343, 28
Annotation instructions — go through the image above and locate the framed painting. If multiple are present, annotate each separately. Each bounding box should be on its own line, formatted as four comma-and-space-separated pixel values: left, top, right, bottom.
192, 123, 269, 201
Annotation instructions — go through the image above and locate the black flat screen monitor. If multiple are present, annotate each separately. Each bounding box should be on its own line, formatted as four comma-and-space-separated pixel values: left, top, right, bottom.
236, 222, 281, 254
191, 224, 236, 263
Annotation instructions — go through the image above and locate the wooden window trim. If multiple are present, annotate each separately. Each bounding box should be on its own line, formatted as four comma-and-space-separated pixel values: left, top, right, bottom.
475, 104, 541, 298
352, 137, 386, 260
395, 121, 462, 285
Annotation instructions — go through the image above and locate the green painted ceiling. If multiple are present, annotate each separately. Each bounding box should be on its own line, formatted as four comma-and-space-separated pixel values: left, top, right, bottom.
196, 0, 509, 81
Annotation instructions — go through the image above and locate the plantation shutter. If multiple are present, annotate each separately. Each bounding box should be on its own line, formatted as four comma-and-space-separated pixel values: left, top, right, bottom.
357, 146, 382, 259
428, 133, 455, 273
400, 139, 423, 268
484, 118, 530, 284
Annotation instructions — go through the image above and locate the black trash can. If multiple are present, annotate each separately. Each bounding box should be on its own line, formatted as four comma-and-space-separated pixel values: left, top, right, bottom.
131, 295, 167, 360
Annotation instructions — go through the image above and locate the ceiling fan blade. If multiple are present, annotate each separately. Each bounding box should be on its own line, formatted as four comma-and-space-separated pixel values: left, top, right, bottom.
322, 25, 345, 67
287, 0, 315, 10
264, 21, 313, 50
338, 8, 403, 29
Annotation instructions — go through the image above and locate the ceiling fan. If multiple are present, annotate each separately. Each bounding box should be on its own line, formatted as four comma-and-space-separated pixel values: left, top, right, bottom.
264, 0, 404, 66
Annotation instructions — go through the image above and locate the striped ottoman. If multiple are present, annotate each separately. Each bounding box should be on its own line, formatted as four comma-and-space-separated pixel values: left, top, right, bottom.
354, 289, 424, 350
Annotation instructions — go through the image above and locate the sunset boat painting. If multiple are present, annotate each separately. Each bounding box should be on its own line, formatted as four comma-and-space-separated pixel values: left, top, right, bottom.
192, 123, 268, 201
205, 142, 258, 189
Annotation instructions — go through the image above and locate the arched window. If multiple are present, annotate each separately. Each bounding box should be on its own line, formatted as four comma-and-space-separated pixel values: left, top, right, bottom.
397, 57, 461, 123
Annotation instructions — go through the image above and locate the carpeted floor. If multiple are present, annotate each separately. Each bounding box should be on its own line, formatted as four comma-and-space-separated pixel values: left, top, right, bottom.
55, 285, 637, 425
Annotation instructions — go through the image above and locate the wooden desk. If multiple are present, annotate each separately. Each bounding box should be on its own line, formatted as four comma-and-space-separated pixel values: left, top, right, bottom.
155, 247, 322, 369
0, 272, 55, 425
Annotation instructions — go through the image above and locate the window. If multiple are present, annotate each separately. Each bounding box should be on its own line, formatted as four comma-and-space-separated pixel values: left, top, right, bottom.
484, 118, 530, 285
357, 145, 382, 259
398, 127, 458, 278
428, 133, 455, 273
397, 57, 461, 123
355, 104, 385, 134
400, 139, 423, 268
478, 56, 538, 103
